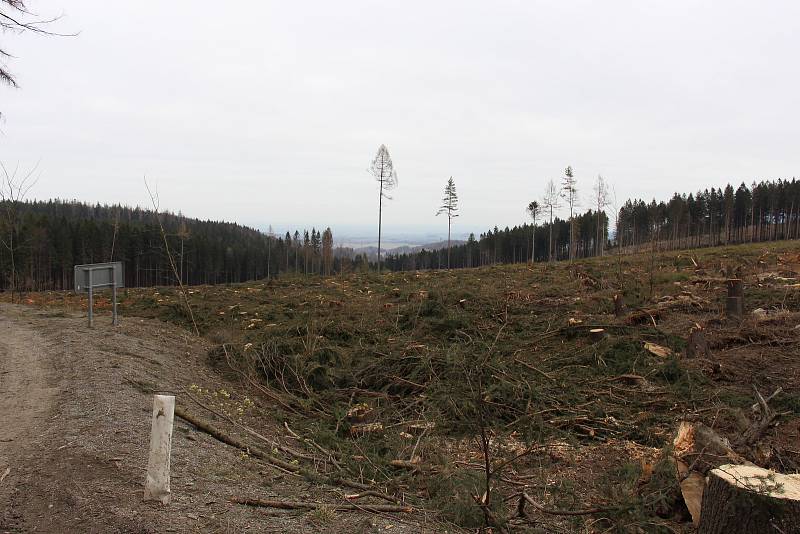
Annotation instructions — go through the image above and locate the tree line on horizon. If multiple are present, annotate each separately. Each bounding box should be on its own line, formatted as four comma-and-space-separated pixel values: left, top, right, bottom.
1, 179, 799, 292
385, 177, 800, 271
0, 199, 358, 292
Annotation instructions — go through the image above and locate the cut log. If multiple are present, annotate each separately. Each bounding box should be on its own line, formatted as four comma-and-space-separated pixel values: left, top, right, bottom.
625, 308, 661, 325
644, 342, 673, 358
350, 422, 384, 436
346, 403, 374, 424
698, 464, 800, 534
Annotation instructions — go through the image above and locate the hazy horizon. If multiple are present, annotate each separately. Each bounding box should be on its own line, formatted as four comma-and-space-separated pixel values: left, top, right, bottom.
2, 1, 798, 237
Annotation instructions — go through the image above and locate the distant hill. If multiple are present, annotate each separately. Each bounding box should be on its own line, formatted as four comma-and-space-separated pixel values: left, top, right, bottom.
342, 240, 467, 260
386, 240, 467, 255
0, 199, 337, 291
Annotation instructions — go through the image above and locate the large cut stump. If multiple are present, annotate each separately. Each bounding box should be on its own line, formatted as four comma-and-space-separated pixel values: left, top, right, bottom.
698, 464, 800, 534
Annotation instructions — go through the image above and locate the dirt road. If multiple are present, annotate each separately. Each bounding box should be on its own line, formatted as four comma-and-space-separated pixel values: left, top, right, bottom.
0, 304, 425, 533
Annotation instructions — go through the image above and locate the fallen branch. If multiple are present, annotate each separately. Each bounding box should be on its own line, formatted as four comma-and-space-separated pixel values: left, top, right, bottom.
174, 405, 302, 475
490, 444, 546, 476
750, 386, 782, 413
232, 497, 413, 513
175, 406, 402, 503
513, 357, 556, 382
518, 493, 616, 517
182, 386, 313, 462
345, 490, 401, 504
737, 385, 782, 447
284, 421, 343, 469
389, 459, 424, 471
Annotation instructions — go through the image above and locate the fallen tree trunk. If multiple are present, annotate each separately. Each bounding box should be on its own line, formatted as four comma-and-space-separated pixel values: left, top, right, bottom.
232, 497, 413, 513
698, 464, 800, 534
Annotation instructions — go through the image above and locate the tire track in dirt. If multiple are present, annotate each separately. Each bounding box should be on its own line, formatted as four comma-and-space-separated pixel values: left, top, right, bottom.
0, 305, 59, 532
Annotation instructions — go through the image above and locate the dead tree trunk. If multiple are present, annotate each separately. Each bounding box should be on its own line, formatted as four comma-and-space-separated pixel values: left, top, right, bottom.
698, 464, 800, 534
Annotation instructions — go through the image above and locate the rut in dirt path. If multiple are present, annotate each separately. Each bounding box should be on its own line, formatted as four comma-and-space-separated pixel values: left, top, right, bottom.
0, 309, 58, 476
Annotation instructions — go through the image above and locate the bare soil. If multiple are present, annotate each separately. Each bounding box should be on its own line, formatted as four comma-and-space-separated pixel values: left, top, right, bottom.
0, 304, 430, 533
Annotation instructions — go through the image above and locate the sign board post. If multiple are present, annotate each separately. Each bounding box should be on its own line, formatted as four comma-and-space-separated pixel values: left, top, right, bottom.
74, 262, 124, 327
88, 268, 94, 327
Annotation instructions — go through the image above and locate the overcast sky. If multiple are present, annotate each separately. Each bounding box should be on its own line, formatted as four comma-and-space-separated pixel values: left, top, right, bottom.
1, 1, 798, 240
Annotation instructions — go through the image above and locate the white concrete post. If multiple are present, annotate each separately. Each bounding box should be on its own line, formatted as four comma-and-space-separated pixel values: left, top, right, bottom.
143, 394, 175, 504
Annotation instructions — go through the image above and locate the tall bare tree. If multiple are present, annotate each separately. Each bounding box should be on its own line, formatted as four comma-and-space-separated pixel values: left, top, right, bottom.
592, 175, 611, 256
436, 176, 459, 269
321, 227, 333, 276
526, 200, 540, 263
0, 160, 37, 301
144, 179, 199, 335
369, 144, 397, 272
177, 219, 190, 284
541, 179, 561, 262
561, 166, 578, 261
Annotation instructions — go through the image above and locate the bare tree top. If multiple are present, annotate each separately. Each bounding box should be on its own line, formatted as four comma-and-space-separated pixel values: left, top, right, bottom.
370, 144, 398, 199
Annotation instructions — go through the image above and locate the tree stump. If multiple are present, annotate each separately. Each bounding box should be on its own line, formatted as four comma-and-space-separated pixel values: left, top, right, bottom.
613, 294, 626, 317
685, 327, 710, 358
589, 328, 606, 342
725, 279, 744, 319
698, 464, 800, 534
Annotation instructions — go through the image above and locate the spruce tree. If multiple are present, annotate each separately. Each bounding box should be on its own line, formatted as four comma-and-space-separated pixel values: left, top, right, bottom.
436, 177, 459, 269
526, 201, 540, 263
369, 145, 398, 272
561, 166, 578, 261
